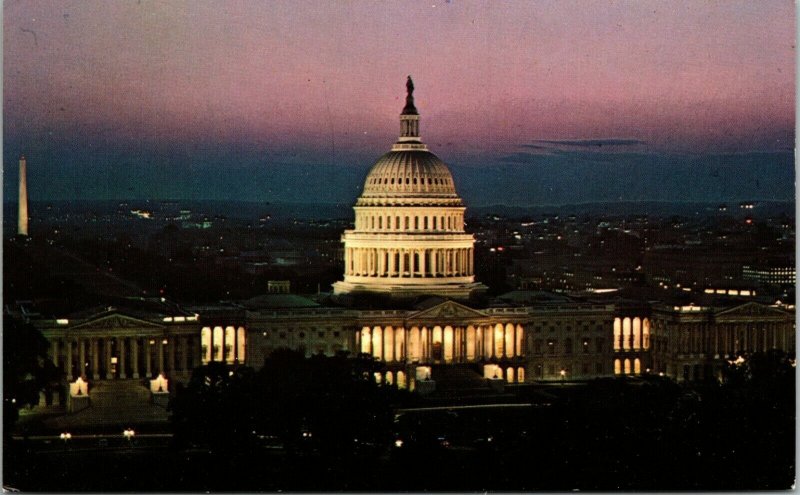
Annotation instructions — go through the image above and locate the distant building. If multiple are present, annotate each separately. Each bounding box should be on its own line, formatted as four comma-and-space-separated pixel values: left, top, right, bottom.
743, 264, 796, 286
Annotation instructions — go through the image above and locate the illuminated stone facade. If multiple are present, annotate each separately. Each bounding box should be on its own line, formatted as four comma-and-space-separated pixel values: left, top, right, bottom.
332, 77, 486, 301
36, 310, 202, 382
649, 301, 795, 381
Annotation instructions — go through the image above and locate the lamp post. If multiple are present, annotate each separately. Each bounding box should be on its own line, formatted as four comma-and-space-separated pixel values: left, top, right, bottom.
560, 369, 566, 386
123, 428, 135, 447
60, 432, 72, 451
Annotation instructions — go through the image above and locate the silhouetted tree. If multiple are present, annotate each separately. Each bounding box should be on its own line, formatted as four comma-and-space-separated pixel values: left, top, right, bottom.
3, 315, 60, 434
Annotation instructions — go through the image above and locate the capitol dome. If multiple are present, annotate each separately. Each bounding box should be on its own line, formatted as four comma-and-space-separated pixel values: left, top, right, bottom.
360, 150, 459, 199
333, 77, 486, 301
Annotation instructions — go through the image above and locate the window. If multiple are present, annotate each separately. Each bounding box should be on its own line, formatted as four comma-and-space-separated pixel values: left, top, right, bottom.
595, 362, 603, 374
548, 340, 556, 355
299, 332, 306, 339
279, 332, 286, 339
318, 331, 324, 338
564, 338, 572, 355
534, 339, 542, 353
595, 338, 604, 353
582, 339, 590, 354
581, 363, 590, 375
333, 331, 340, 338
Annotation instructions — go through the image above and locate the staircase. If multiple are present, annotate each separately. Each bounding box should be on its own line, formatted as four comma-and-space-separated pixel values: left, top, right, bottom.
44, 380, 169, 431
429, 364, 492, 397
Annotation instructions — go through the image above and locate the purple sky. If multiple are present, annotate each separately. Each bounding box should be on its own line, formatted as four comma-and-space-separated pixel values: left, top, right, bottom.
2, 1, 795, 203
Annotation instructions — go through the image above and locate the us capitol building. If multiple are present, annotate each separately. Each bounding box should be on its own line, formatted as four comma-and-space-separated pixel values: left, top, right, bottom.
19, 78, 796, 408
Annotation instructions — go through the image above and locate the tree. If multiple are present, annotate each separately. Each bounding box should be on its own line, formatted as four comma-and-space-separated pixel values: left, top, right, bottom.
3, 315, 60, 434
169, 349, 403, 455
169, 362, 257, 451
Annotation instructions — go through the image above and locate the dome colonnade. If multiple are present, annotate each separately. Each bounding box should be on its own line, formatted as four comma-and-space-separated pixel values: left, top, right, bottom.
333, 77, 485, 299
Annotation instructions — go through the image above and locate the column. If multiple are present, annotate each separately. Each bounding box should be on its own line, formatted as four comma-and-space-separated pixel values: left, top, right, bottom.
192, 335, 202, 369
428, 327, 433, 361
132, 339, 140, 378
455, 327, 462, 362
772, 323, 777, 349
105, 339, 113, 379
420, 249, 426, 277
119, 338, 127, 379
65, 340, 73, 381
169, 337, 176, 371
180, 337, 189, 372
92, 339, 100, 380
52, 339, 60, 369
158, 339, 165, 373
145, 339, 152, 377
388, 249, 396, 277
378, 249, 385, 276
511, 325, 517, 357
369, 249, 374, 275
399, 249, 406, 277
78, 338, 85, 378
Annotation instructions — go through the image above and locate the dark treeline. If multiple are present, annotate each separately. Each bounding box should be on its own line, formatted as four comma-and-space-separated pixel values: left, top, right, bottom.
169, 350, 414, 455
161, 349, 795, 491
4, 338, 794, 490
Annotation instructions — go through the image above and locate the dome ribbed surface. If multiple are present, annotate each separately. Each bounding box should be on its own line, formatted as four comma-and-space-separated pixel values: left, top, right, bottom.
361, 150, 457, 197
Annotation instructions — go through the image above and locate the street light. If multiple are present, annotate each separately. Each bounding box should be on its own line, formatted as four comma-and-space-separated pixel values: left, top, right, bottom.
60, 432, 72, 450
123, 428, 135, 446
560, 369, 566, 386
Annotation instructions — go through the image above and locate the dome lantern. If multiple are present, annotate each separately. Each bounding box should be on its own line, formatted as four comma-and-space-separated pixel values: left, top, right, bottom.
397, 76, 422, 146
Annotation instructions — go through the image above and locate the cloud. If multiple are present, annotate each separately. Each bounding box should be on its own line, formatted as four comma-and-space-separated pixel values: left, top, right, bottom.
532, 139, 646, 148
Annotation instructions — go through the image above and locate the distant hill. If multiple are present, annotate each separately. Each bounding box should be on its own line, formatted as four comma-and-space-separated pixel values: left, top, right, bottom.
3, 149, 793, 207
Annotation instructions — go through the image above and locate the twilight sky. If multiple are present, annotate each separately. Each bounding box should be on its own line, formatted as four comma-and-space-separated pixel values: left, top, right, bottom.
3, 1, 795, 205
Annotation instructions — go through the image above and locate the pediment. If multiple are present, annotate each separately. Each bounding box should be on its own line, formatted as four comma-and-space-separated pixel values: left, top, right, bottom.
70, 312, 165, 330
715, 302, 788, 319
408, 300, 487, 321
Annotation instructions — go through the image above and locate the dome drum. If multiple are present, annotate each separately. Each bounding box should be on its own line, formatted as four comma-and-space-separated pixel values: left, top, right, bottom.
333, 77, 487, 301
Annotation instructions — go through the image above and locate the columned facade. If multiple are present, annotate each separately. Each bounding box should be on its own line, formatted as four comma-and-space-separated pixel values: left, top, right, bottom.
40, 313, 203, 386
333, 77, 486, 300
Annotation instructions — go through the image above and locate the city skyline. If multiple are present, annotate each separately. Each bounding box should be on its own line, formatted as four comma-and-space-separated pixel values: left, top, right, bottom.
3, 1, 795, 204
